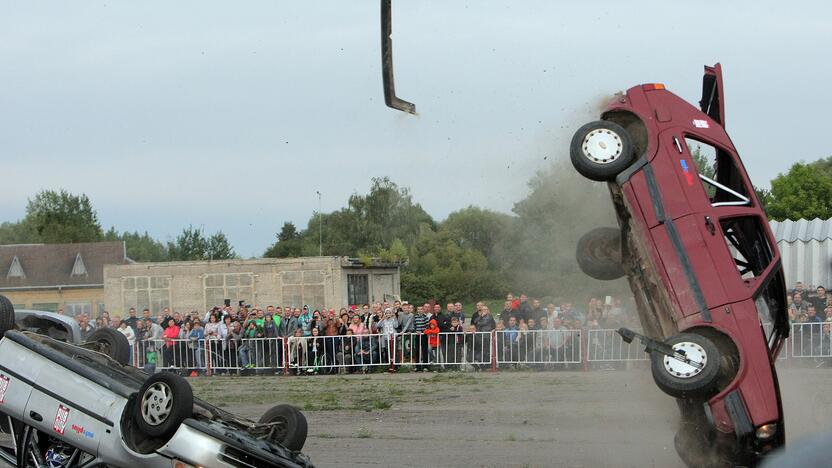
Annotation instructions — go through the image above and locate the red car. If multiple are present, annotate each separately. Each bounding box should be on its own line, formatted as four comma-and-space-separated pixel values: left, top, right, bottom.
571, 64, 788, 466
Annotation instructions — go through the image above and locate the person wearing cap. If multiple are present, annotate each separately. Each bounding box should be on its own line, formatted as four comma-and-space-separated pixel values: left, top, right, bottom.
299, 306, 313, 336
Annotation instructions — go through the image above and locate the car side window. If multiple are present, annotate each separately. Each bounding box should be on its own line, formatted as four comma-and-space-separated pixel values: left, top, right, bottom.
685, 138, 751, 207
754, 270, 786, 342
719, 216, 773, 280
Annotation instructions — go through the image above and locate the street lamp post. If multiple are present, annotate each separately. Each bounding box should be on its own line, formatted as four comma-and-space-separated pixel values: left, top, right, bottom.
316, 191, 322, 256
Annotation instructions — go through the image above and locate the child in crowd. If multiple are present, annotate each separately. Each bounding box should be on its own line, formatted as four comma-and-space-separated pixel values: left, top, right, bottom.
424, 319, 440, 368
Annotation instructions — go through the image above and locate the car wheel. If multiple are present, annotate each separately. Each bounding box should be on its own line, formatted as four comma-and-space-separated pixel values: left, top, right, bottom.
0, 295, 14, 340
576, 227, 625, 281
133, 372, 193, 439
650, 333, 721, 399
570, 120, 635, 181
87, 327, 131, 365
258, 404, 308, 451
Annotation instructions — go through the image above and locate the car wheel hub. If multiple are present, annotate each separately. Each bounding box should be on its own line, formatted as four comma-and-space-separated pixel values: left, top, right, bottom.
141, 382, 173, 426
663, 341, 707, 379
582, 129, 623, 164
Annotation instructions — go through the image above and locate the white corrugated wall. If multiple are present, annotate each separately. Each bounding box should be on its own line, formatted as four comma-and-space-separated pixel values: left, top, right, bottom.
776, 239, 832, 289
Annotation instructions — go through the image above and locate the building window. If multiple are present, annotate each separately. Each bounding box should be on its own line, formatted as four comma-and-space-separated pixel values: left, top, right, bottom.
348, 274, 369, 306
281, 270, 326, 310
32, 303, 59, 313
204, 273, 255, 310
13, 304, 25, 310
123, 276, 171, 315
65, 302, 92, 317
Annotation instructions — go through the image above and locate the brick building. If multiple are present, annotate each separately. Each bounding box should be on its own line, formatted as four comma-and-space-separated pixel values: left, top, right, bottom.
103, 257, 401, 317
0, 241, 132, 316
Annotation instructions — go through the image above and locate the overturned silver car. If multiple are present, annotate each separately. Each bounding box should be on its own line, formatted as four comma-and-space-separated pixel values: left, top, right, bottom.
0, 296, 313, 467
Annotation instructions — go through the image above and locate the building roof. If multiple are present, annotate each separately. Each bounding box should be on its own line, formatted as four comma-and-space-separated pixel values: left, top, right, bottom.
770, 218, 832, 243
0, 241, 131, 290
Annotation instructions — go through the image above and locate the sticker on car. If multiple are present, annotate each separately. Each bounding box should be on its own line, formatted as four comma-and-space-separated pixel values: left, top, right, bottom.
53, 404, 70, 435
693, 119, 709, 128
0, 374, 9, 404
680, 160, 695, 186
71, 423, 95, 439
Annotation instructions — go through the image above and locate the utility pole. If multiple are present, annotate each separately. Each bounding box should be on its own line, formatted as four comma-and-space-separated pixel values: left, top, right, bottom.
316, 191, 322, 256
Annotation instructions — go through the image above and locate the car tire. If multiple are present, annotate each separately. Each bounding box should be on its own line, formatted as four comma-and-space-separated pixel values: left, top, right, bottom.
570, 120, 635, 181
0, 295, 14, 339
133, 372, 193, 439
258, 404, 308, 452
650, 333, 721, 400
87, 327, 131, 365
576, 227, 625, 281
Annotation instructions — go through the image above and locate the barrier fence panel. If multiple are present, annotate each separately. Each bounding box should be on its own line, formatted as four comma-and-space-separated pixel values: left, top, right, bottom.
393, 332, 494, 368
586, 328, 648, 362
790, 322, 832, 358
495, 329, 582, 365
238, 338, 285, 372
288, 334, 392, 373
136, 339, 206, 372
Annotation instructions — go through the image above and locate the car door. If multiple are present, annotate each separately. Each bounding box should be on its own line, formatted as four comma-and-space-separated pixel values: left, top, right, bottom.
22, 355, 119, 456
0, 337, 41, 422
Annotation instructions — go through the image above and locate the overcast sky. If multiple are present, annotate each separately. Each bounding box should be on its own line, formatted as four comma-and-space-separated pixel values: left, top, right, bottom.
1, 1, 830, 257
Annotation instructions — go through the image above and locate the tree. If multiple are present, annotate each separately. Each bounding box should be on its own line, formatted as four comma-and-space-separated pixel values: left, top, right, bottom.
0, 221, 36, 244
263, 222, 304, 258
808, 155, 832, 178
104, 228, 169, 262
12, 190, 103, 243
690, 147, 715, 179
265, 178, 435, 258
340, 177, 435, 251
766, 162, 832, 221
439, 206, 512, 263
207, 232, 236, 260
168, 226, 235, 261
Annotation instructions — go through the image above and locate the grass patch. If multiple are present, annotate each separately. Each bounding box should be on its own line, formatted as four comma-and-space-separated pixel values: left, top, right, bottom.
356, 427, 372, 439
506, 434, 517, 442
423, 373, 477, 385
303, 401, 344, 411
353, 398, 393, 411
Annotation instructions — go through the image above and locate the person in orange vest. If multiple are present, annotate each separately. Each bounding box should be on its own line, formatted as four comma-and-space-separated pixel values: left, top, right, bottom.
424, 319, 440, 367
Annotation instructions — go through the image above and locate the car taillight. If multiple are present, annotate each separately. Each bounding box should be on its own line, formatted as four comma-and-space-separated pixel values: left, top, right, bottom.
642, 83, 666, 91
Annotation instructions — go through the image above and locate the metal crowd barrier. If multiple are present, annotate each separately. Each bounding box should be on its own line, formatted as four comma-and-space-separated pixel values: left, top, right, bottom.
790, 322, 832, 358
586, 328, 648, 362
125, 325, 808, 374
393, 332, 494, 368
495, 329, 582, 365
133, 338, 286, 374
288, 334, 392, 373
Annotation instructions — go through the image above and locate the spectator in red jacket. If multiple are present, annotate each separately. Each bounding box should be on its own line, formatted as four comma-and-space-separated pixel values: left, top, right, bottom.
424, 319, 440, 366
163, 319, 181, 368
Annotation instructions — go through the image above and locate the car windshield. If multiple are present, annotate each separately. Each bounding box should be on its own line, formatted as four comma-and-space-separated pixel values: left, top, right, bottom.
754, 269, 788, 352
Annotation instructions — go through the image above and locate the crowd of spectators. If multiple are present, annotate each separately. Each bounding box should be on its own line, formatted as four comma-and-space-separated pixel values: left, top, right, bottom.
67, 292, 640, 375
787, 282, 832, 357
